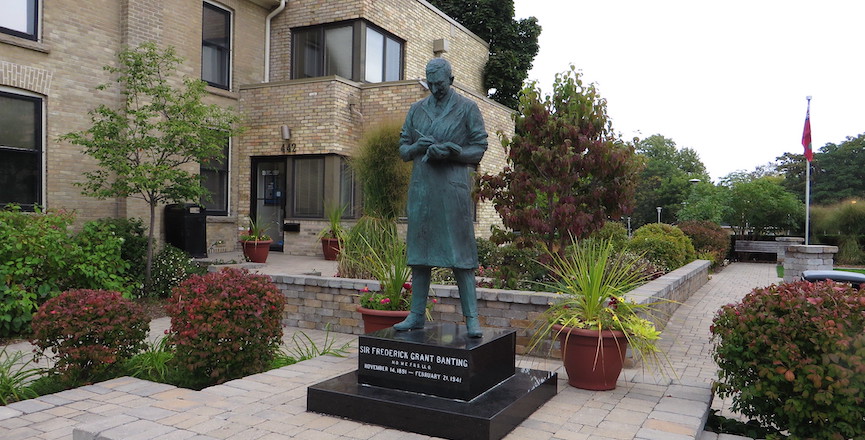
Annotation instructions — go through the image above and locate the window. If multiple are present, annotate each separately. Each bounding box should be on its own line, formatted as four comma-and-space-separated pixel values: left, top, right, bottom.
0, 0, 38, 40
286, 155, 357, 218
202, 2, 231, 89
292, 20, 403, 83
365, 27, 402, 83
200, 142, 229, 215
292, 157, 325, 217
0, 91, 42, 210
339, 159, 357, 218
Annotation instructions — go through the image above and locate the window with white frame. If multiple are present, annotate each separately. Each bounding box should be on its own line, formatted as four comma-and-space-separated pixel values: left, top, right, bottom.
292, 20, 403, 83
200, 142, 229, 215
0, 0, 38, 40
0, 90, 42, 210
202, 2, 231, 89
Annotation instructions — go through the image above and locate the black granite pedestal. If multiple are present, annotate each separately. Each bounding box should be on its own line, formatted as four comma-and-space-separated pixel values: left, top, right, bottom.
307, 323, 557, 440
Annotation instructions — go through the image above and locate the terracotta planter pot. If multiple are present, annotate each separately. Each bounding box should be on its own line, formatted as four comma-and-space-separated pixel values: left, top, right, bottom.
357, 306, 409, 333
321, 237, 340, 261
553, 324, 628, 390
240, 239, 273, 263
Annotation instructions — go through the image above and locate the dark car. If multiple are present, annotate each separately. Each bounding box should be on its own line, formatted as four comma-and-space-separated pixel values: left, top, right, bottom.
801, 270, 865, 289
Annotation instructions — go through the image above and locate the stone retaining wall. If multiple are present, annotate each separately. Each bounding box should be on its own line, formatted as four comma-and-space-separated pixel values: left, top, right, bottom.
273, 259, 711, 354
782, 244, 838, 283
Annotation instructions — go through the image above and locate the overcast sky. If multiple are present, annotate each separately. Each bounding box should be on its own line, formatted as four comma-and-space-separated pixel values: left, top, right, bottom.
513, 0, 865, 182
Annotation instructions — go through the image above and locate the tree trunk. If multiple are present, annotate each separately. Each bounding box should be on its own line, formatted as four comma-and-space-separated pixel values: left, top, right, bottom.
144, 202, 156, 296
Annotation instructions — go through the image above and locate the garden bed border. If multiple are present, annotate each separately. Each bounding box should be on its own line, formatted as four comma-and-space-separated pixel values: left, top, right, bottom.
269, 259, 710, 353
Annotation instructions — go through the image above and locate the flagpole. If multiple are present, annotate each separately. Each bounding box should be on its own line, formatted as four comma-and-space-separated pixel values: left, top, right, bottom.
805, 155, 811, 245
804, 96, 812, 245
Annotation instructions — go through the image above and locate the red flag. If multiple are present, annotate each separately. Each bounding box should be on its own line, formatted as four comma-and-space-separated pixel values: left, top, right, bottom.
802, 101, 812, 162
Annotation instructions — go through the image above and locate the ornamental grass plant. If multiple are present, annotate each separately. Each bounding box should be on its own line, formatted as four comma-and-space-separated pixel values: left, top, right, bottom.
528, 238, 672, 374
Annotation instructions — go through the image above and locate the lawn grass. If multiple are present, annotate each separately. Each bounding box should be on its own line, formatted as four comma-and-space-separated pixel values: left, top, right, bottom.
836, 267, 865, 275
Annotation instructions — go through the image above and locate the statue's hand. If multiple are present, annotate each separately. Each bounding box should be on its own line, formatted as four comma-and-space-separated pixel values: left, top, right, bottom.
426, 143, 451, 160
416, 135, 436, 149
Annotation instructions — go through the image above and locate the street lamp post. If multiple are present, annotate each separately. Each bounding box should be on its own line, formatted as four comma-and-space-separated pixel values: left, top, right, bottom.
656, 206, 662, 224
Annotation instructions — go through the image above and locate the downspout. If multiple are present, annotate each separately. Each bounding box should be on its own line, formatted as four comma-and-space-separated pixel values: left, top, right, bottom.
264, 0, 287, 82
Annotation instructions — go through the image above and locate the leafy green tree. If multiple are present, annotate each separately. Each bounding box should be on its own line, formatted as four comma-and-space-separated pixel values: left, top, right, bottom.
478, 66, 641, 256
61, 43, 242, 294
774, 152, 810, 201
633, 134, 710, 226
427, 0, 541, 109
811, 134, 865, 204
723, 176, 804, 237
677, 182, 731, 225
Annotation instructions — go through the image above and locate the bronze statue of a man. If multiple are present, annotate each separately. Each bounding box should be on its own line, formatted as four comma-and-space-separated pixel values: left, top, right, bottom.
393, 58, 488, 338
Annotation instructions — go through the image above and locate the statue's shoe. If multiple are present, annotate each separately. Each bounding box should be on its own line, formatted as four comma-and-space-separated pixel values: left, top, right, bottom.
466, 316, 482, 338
393, 313, 425, 331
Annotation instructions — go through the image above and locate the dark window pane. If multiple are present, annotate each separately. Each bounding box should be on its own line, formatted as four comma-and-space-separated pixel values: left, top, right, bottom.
200, 143, 228, 214
365, 28, 384, 83
295, 29, 323, 78
0, 150, 39, 208
293, 157, 324, 217
339, 158, 356, 218
202, 3, 231, 88
325, 26, 353, 79
0, 0, 37, 39
0, 94, 38, 150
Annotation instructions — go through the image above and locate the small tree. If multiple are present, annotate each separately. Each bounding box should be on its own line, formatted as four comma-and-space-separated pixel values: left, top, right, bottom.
478, 66, 641, 256
61, 43, 242, 294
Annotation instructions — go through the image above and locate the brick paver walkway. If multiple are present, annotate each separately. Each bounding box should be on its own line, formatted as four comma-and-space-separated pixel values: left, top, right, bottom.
0, 262, 781, 440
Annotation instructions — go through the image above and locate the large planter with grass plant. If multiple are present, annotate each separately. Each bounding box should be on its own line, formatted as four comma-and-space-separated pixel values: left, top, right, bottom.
241, 239, 272, 263
553, 324, 627, 390
321, 237, 340, 261
528, 238, 670, 391
318, 204, 346, 261
240, 217, 272, 263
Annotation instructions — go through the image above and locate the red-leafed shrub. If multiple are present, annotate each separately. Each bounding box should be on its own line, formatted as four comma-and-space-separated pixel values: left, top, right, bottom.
31, 289, 148, 382
678, 220, 730, 267
711, 281, 865, 439
166, 268, 285, 387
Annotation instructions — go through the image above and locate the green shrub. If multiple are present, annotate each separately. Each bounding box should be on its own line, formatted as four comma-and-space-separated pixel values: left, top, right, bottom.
149, 244, 205, 298
94, 217, 149, 293
166, 268, 286, 388
588, 221, 629, 251
627, 223, 696, 272
69, 221, 131, 294
31, 289, 149, 383
677, 220, 730, 267
711, 281, 865, 439
474, 238, 548, 291
0, 207, 129, 337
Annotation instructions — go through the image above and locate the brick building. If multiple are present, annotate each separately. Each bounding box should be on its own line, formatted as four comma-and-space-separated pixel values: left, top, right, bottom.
0, 0, 512, 256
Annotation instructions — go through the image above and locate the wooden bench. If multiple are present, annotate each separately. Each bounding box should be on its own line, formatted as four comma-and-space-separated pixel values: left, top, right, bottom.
734, 240, 784, 261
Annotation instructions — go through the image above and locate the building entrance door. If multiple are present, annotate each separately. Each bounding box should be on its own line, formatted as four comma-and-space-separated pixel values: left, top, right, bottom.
252, 158, 285, 251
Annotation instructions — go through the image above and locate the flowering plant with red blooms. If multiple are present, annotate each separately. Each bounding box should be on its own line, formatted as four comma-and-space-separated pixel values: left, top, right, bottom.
358, 282, 438, 315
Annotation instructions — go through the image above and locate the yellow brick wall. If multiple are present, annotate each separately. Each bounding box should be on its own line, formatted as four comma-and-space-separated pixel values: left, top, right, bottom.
268, 0, 488, 94
238, 76, 510, 254
0, 0, 269, 250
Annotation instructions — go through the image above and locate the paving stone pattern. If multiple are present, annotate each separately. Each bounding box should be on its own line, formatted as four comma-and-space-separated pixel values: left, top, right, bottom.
0, 263, 781, 440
